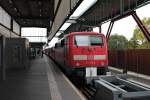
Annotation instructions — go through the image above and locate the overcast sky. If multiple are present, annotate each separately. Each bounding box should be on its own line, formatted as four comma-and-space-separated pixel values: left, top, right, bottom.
101, 3, 150, 40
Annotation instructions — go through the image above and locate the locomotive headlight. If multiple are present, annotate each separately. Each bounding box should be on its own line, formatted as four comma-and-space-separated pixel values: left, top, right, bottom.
74, 55, 87, 60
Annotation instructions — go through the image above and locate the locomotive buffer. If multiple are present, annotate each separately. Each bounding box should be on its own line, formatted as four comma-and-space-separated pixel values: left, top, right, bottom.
86, 75, 150, 100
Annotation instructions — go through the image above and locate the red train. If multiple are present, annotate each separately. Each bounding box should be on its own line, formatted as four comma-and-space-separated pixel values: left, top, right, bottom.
44, 32, 108, 78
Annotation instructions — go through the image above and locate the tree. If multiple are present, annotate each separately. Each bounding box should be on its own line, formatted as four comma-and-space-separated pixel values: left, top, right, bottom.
108, 34, 128, 50
131, 17, 150, 49
128, 38, 139, 49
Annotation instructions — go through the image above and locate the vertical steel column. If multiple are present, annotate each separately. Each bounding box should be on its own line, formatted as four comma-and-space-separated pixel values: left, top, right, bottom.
20, 26, 22, 37
70, 0, 71, 12
120, 0, 124, 15
106, 21, 114, 42
132, 12, 150, 42
10, 18, 13, 32
99, 24, 102, 33
0, 36, 6, 80
10, 18, 13, 38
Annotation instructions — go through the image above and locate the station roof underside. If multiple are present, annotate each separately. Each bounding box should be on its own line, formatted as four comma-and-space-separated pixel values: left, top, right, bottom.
0, 0, 54, 28
65, 0, 150, 33
0, 0, 150, 38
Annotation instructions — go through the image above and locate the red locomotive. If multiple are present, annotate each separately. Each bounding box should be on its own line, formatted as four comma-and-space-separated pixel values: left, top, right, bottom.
44, 32, 108, 78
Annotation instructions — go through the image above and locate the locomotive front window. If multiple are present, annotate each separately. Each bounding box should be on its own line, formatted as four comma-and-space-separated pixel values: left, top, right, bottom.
75, 35, 103, 46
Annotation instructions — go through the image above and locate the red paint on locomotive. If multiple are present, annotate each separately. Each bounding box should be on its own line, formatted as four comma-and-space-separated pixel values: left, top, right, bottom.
44, 32, 108, 77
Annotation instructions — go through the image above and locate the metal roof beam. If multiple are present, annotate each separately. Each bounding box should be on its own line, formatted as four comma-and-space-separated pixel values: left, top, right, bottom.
11, 0, 22, 17
15, 17, 50, 20
26, 0, 32, 17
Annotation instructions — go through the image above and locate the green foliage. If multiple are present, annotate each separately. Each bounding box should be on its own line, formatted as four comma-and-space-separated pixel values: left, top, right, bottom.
108, 17, 150, 50
108, 34, 128, 50
128, 38, 138, 49
130, 17, 150, 49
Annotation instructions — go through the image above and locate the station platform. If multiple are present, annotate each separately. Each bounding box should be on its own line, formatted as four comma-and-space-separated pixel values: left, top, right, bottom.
0, 55, 84, 100
109, 66, 150, 86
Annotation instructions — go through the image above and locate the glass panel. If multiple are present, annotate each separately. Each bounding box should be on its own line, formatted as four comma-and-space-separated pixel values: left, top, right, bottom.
21, 28, 47, 36
13, 20, 20, 34
0, 7, 11, 28
90, 35, 103, 45
75, 35, 90, 46
75, 35, 103, 46
23, 37, 47, 43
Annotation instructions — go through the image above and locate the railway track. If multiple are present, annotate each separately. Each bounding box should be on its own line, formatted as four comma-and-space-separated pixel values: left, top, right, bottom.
80, 85, 96, 100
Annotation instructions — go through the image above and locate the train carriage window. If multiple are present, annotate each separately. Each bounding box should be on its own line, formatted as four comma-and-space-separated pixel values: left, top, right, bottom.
64, 38, 69, 49
55, 43, 58, 48
61, 39, 65, 47
75, 35, 103, 46
64, 37, 68, 45
55, 42, 60, 48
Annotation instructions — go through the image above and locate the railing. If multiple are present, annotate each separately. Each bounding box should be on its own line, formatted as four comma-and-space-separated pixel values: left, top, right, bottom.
109, 49, 150, 75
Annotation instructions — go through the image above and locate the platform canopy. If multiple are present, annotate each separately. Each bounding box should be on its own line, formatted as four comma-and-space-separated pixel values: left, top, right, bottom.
0, 0, 54, 28
64, 0, 150, 34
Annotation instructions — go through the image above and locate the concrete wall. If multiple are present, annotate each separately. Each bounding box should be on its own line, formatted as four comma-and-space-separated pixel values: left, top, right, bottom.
0, 6, 20, 38
13, 20, 20, 35
54, 0, 59, 13
49, 0, 79, 40
70, 0, 79, 10
0, 7, 11, 29
0, 25, 19, 38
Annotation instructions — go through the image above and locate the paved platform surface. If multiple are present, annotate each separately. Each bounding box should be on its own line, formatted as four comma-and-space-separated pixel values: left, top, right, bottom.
45, 56, 84, 100
0, 56, 84, 100
0, 56, 51, 100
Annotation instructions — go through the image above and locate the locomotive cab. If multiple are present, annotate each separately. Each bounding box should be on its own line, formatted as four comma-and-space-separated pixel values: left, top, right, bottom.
52, 32, 108, 79
70, 32, 108, 78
